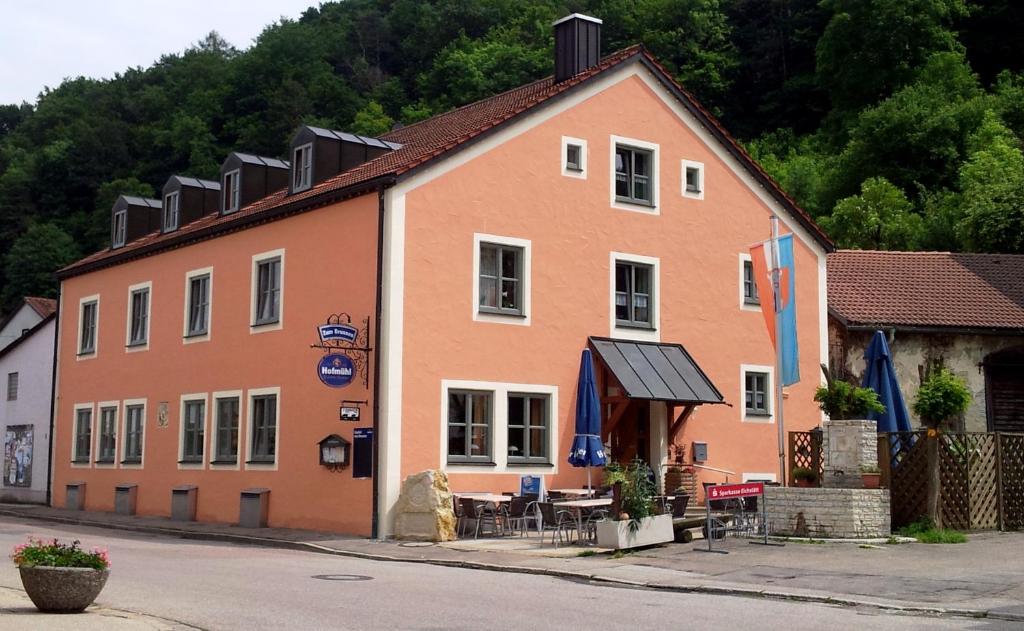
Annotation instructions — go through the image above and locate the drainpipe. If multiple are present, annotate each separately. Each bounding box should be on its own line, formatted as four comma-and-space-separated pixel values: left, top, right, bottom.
45, 290, 61, 507
370, 187, 386, 539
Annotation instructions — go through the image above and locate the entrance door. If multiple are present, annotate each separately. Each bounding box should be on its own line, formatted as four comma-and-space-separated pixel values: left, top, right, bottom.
986, 347, 1024, 432
609, 401, 651, 465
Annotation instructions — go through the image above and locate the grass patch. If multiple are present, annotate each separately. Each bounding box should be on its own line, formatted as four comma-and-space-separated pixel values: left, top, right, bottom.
885, 536, 902, 545
897, 518, 967, 544
576, 550, 596, 557
610, 548, 639, 559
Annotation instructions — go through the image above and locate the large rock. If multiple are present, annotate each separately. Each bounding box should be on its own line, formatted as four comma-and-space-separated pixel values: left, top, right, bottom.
393, 470, 457, 542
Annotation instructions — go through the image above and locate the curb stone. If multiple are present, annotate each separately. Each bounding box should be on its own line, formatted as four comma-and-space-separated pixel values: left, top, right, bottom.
2, 508, 1022, 623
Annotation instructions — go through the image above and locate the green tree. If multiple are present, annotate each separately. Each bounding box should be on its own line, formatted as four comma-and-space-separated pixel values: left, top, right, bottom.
351, 101, 394, 137
819, 177, 923, 250
1, 223, 79, 309
956, 112, 1024, 253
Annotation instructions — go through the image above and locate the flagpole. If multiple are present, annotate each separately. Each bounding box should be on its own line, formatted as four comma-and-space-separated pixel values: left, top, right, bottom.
770, 215, 787, 485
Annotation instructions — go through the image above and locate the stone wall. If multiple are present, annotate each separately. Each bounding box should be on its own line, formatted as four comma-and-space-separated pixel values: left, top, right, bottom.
822, 419, 877, 488
764, 487, 890, 538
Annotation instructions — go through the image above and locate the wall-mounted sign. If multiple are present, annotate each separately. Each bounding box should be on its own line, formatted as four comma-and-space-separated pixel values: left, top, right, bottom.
353, 428, 373, 479
318, 324, 359, 344
157, 402, 169, 427
340, 406, 360, 421
318, 353, 355, 388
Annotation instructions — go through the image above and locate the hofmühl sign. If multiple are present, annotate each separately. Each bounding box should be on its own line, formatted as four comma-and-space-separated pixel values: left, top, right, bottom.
318, 323, 359, 343
706, 482, 764, 501
318, 353, 355, 388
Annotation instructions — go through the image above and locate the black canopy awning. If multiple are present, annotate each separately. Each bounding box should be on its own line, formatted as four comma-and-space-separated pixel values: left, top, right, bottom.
588, 336, 725, 405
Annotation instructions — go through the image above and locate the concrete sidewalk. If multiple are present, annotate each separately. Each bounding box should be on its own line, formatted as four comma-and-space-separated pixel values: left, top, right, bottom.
2, 503, 1023, 622
0, 585, 193, 630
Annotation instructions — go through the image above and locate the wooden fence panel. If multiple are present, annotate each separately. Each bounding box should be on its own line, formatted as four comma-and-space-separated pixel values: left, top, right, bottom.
787, 431, 822, 486
885, 432, 928, 529
967, 435, 1000, 531
1001, 433, 1024, 530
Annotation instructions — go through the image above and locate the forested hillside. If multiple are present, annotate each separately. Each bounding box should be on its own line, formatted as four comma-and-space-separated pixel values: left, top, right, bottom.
1, 0, 1022, 310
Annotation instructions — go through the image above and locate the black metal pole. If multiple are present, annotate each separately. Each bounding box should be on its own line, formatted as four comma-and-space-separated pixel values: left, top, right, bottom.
45, 291, 61, 507
370, 187, 386, 539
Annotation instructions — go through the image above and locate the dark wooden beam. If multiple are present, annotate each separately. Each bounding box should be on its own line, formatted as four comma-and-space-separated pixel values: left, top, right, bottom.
602, 399, 631, 442
669, 404, 696, 443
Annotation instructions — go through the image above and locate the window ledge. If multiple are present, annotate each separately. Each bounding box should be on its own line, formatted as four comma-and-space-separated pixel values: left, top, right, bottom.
211, 458, 239, 465
121, 459, 142, 465
76, 351, 96, 358
245, 459, 276, 465
184, 331, 209, 339
743, 299, 761, 307
615, 322, 656, 331
446, 460, 497, 467
507, 462, 554, 468
126, 341, 148, 348
614, 197, 655, 209
95, 458, 115, 464
745, 412, 772, 418
178, 458, 204, 465
71, 459, 90, 464
251, 320, 280, 328
476, 309, 526, 319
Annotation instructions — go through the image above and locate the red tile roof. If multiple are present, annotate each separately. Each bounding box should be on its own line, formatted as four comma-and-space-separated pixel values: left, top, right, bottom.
24, 296, 57, 318
828, 250, 1024, 330
60, 45, 830, 278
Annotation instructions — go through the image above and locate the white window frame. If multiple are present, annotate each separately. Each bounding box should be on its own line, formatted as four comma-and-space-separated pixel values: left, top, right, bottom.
610, 135, 660, 214
125, 281, 152, 352
740, 364, 774, 423
441, 379, 558, 475
738, 253, 761, 312
244, 387, 280, 470
471, 234, 531, 326
178, 393, 208, 470
112, 209, 127, 248
742, 472, 777, 483
77, 295, 100, 360
120, 398, 147, 469
183, 267, 213, 343
250, 249, 285, 333
222, 168, 241, 214
561, 136, 587, 179
71, 403, 94, 468
163, 191, 180, 232
682, 159, 705, 200
211, 390, 243, 470
609, 251, 660, 342
94, 401, 119, 468
293, 143, 313, 192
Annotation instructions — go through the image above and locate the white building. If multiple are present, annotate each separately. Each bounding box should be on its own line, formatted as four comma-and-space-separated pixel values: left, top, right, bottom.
0, 297, 55, 351
0, 300, 55, 504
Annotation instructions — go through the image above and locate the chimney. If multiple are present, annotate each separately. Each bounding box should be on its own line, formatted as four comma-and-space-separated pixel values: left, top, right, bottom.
553, 14, 602, 83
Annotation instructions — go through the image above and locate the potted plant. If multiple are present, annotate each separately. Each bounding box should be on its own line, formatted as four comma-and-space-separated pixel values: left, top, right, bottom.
913, 365, 972, 527
596, 458, 673, 550
813, 364, 886, 420
792, 466, 817, 488
11, 538, 110, 612
860, 464, 881, 489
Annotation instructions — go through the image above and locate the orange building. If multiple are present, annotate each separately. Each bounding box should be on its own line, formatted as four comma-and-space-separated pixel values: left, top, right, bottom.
53, 15, 833, 537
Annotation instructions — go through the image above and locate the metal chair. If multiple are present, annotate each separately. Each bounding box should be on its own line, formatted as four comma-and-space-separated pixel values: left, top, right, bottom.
459, 497, 501, 538
583, 508, 609, 543
538, 502, 576, 547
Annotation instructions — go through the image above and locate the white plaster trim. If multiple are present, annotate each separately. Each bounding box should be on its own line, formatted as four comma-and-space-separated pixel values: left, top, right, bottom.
650, 401, 668, 489
94, 400, 119, 469
817, 254, 829, 423
52, 291, 65, 487
471, 233, 532, 326
244, 386, 280, 471
681, 159, 705, 200
440, 379, 559, 475
177, 393, 208, 470
609, 134, 660, 214
738, 252, 761, 313
119, 398, 147, 470
560, 135, 587, 179
740, 363, 775, 424
742, 472, 777, 482
609, 251, 660, 342
71, 402, 94, 468
76, 294, 99, 360
378, 188, 405, 538
183, 266, 213, 344
250, 249, 285, 334
210, 390, 243, 470
124, 281, 152, 352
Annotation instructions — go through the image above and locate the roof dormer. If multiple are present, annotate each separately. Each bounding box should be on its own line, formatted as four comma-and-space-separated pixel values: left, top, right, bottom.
288, 126, 401, 195
161, 175, 220, 233
219, 153, 290, 215
110, 195, 161, 249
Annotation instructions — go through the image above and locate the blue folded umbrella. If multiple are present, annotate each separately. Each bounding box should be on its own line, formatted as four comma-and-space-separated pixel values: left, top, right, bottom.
862, 330, 912, 433
569, 349, 607, 491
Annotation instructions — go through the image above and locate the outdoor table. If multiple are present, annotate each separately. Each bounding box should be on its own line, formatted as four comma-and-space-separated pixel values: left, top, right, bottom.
550, 488, 594, 498
557, 498, 613, 543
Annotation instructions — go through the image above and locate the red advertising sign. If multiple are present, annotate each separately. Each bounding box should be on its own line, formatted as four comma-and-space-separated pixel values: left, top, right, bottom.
706, 482, 764, 501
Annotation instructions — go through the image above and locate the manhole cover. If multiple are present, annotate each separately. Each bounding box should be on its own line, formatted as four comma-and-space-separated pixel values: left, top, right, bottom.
398, 542, 435, 548
311, 574, 373, 581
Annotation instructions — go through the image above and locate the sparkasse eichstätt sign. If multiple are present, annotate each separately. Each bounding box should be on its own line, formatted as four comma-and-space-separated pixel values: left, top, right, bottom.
706, 482, 764, 501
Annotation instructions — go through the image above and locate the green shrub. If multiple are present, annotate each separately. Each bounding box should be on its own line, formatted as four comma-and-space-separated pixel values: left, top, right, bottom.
11, 538, 110, 569
912, 367, 972, 427
896, 518, 967, 544
792, 466, 817, 481
604, 458, 656, 531
814, 378, 886, 419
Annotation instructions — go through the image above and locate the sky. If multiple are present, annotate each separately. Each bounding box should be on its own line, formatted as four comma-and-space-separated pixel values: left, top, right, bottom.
0, 0, 318, 105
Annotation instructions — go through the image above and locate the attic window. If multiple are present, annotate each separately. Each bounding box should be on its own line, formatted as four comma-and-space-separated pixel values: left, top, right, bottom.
293, 143, 312, 193
682, 160, 704, 200
163, 192, 180, 232
223, 169, 240, 214
112, 209, 127, 248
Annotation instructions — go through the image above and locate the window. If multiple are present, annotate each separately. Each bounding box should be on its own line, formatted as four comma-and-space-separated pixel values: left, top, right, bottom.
682, 160, 705, 199
478, 243, 523, 316
566, 145, 581, 171
181, 399, 205, 463
249, 394, 277, 463
743, 260, 759, 305
223, 169, 240, 213
79, 300, 98, 355
163, 192, 180, 232
186, 274, 210, 337
123, 404, 144, 463
745, 371, 770, 416
293, 143, 312, 192
97, 406, 117, 463
214, 397, 240, 463
112, 209, 127, 248
615, 145, 653, 205
6, 372, 17, 401
73, 408, 92, 463
561, 136, 587, 179
128, 287, 150, 346
507, 394, 549, 464
253, 257, 281, 326
615, 261, 653, 328
447, 390, 492, 463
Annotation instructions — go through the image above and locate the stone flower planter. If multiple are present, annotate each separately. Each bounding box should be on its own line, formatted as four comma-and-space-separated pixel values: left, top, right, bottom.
595, 514, 674, 550
19, 566, 110, 612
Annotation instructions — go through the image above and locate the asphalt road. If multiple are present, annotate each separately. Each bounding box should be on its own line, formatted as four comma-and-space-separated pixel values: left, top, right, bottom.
0, 518, 1014, 631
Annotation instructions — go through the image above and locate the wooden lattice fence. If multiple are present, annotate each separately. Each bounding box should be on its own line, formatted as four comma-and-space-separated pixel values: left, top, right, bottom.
787, 430, 823, 486
1002, 434, 1024, 529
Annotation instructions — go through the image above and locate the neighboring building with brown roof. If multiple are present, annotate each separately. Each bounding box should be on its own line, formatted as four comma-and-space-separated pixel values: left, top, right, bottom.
828, 250, 1024, 432
0, 297, 56, 352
